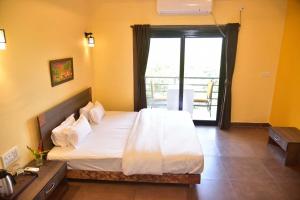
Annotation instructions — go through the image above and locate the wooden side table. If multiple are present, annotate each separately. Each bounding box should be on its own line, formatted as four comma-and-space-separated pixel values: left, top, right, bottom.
15, 160, 67, 200
268, 127, 300, 166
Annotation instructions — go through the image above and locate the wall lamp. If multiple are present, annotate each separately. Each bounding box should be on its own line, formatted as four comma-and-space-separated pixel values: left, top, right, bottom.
84, 32, 95, 47
0, 29, 6, 50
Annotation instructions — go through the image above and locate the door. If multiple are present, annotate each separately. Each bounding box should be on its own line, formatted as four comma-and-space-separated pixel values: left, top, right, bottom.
184, 37, 223, 124
145, 38, 181, 109
145, 26, 224, 125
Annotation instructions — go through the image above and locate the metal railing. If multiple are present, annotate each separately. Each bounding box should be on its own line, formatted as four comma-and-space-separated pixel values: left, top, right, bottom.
145, 76, 219, 108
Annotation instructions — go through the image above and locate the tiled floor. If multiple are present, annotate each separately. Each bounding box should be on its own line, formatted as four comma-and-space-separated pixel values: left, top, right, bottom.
60, 127, 300, 200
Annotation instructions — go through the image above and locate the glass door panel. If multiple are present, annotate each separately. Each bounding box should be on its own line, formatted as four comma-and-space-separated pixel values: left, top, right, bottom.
145, 38, 181, 109
184, 38, 223, 121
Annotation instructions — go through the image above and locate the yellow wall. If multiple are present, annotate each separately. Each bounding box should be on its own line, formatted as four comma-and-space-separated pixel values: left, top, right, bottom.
270, 0, 300, 129
0, 0, 93, 168
0, 0, 290, 168
89, 0, 287, 123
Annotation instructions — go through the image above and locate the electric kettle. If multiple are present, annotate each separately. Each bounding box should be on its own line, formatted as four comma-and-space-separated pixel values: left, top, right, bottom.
0, 169, 16, 196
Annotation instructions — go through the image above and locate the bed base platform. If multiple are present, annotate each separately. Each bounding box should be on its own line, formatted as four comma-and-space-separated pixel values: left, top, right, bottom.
66, 170, 200, 185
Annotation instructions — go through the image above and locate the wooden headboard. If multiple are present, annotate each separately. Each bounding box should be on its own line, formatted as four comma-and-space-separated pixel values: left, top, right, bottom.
37, 88, 92, 150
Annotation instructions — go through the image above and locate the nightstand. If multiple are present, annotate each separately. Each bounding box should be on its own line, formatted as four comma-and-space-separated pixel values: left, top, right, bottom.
268, 127, 300, 166
16, 160, 67, 200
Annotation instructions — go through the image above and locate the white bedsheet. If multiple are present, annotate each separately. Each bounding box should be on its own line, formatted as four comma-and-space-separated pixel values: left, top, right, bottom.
122, 109, 204, 175
48, 110, 204, 175
47, 111, 137, 171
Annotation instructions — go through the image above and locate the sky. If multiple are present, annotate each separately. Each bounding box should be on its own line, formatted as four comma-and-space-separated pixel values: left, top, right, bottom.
146, 37, 223, 78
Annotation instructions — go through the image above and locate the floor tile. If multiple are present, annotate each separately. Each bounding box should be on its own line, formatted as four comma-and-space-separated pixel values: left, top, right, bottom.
135, 184, 187, 200
231, 180, 288, 200
277, 181, 300, 200
199, 140, 221, 156
250, 142, 285, 159
63, 181, 135, 200
262, 159, 300, 183
194, 179, 237, 200
221, 157, 274, 182
217, 140, 255, 157
201, 156, 228, 180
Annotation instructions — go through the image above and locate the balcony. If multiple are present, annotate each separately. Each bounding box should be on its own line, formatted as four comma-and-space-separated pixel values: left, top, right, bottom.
146, 76, 219, 121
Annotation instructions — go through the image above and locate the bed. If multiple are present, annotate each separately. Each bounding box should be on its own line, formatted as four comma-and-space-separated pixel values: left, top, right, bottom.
37, 88, 204, 185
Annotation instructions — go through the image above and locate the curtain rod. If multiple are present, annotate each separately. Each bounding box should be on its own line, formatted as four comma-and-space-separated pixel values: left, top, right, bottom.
130, 24, 239, 29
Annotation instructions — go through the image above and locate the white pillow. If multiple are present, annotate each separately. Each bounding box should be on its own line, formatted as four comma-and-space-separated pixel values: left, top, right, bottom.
89, 101, 105, 124
51, 114, 75, 147
65, 115, 92, 148
79, 101, 94, 121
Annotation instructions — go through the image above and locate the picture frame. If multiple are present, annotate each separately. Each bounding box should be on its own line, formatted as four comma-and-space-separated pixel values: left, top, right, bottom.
49, 57, 74, 87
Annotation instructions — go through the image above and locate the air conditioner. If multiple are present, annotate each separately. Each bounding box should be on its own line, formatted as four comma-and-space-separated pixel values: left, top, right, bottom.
157, 0, 213, 15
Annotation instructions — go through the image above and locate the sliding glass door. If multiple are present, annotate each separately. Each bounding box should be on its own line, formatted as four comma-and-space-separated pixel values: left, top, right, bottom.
145, 27, 224, 125
184, 38, 223, 122
145, 38, 181, 109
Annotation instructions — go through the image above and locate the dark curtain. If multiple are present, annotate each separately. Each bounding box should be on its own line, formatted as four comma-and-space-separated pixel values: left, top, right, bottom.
218, 23, 240, 129
132, 24, 151, 111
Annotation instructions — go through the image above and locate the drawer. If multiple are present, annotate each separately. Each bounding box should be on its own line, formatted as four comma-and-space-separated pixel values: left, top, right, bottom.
269, 129, 288, 151
35, 164, 66, 200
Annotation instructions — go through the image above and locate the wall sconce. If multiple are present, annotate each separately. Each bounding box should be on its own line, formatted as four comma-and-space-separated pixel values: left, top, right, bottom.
0, 29, 6, 50
84, 32, 95, 47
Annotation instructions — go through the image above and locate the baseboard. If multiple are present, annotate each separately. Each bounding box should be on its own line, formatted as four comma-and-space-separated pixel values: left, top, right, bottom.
231, 122, 271, 128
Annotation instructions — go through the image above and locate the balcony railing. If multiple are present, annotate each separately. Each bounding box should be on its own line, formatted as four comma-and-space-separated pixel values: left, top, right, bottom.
145, 76, 219, 108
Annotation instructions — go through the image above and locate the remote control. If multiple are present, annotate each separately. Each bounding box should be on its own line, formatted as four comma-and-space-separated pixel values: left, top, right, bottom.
24, 167, 40, 172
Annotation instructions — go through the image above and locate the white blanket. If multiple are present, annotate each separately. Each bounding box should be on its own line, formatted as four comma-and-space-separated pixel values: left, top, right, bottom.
122, 109, 204, 175
47, 111, 137, 171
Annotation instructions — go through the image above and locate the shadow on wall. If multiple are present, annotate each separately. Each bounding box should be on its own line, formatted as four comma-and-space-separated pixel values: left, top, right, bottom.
25, 116, 40, 158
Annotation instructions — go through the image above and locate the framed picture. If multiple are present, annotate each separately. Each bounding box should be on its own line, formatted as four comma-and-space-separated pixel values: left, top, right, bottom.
49, 57, 74, 87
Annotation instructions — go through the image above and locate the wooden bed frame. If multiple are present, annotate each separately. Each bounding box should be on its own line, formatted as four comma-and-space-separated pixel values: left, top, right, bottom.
37, 88, 201, 185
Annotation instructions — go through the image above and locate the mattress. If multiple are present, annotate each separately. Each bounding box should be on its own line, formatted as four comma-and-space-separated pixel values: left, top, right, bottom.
47, 111, 137, 171
48, 110, 204, 174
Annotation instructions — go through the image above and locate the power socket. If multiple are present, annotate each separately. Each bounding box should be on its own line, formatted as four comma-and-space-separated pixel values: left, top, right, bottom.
1, 146, 19, 169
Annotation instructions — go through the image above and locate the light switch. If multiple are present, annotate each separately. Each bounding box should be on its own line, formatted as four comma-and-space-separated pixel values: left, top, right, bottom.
261, 71, 271, 78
